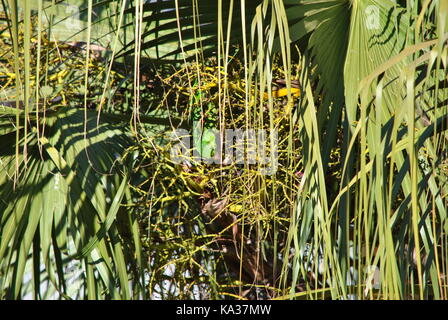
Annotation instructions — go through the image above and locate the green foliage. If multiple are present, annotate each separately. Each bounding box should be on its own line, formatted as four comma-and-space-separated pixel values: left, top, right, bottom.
1, 0, 448, 300
0, 107, 135, 299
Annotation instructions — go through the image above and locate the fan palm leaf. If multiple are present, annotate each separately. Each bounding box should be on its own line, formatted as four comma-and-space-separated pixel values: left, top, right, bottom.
0, 107, 136, 299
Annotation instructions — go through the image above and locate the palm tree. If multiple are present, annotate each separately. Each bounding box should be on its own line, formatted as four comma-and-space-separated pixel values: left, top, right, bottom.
0, 0, 447, 299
